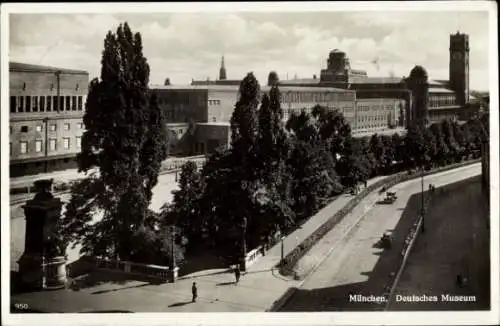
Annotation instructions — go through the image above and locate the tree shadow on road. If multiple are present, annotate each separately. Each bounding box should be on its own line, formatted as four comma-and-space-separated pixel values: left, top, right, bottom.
216, 281, 235, 286
168, 301, 193, 307
178, 250, 231, 278
91, 282, 152, 295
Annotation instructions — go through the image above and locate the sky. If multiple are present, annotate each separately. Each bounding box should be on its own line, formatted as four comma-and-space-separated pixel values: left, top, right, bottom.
8, 9, 492, 91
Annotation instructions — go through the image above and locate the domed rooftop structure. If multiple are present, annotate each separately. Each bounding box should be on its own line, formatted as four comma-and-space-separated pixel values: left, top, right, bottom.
329, 49, 344, 54
409, 65, 428, 80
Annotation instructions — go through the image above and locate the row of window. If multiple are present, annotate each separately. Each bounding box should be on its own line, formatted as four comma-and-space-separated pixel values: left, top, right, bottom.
357, 114, 389, 122
357, 104, 395, 112
18, 81, 82, 92
281, 92, 354, 103
208, 99, 221, 106
357, 122, 387, 130
10, 95, 84, 113
11, 136, 81, 155
11, 122, 84, 134
430, 95, 456, 107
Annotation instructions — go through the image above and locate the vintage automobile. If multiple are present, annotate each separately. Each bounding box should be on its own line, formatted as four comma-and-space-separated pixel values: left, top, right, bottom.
381, 192, 397, 204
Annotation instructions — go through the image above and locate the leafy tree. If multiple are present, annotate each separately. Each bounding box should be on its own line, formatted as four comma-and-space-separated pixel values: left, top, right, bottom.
167, 161, 205, 246
257, 89, 289, 180
288, 141, 340, 220
441, 119, 459, 163
404, 125, 426, 169
286, 110, 318, 144
267, 71, 279, 86
380, 135, 394, 173
369, 134, 385, 175
391, 133, 404, 166
423, 128, 437, 168
460, 123, 474, 158
452, 122, 466, 161
230, 72, 260, 180
256, 86, 294, 232
337, 136, 371, 191
199, 73, 263, 256
311, 105, 351, 163
61, 22, 167, 260
164, 78, 171, 85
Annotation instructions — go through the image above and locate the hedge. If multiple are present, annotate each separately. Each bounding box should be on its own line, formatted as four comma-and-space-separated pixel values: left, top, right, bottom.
279, 158, 481, 276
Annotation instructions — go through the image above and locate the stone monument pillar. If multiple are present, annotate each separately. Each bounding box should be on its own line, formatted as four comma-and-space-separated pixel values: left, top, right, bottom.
17, 179, 67, 290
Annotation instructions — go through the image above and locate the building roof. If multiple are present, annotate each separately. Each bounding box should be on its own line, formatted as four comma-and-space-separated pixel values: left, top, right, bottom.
280, 78, 321, 85
196, 122, 231, 127
429, 87, 455, 94
350, 76, 404, 84
9, 62, 89, 75
151, 84, 238, 91
151, 84, 351, 93
270, 85, 351, 93
191, 79, 241, 86
428, 79, 449, 86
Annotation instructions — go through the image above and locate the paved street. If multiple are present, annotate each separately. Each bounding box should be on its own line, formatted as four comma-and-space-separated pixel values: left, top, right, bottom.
280, 163, 481, 311
388, 175, 489, 311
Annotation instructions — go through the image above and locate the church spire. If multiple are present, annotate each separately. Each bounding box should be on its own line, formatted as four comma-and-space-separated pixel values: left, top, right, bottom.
219, 55, 227, 80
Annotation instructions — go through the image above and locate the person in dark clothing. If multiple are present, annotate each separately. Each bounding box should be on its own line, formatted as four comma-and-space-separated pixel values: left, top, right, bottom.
235, 266, 241, 284
192, 282, 198, 302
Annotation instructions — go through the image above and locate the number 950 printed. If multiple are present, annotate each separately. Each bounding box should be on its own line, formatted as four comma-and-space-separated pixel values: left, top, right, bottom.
13, 303, 30, 310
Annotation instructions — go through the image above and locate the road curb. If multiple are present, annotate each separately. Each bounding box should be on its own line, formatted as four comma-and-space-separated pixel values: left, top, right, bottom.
267, 161, 479, 312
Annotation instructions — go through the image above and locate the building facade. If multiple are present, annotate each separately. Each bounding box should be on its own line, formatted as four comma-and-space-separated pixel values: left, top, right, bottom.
153, 84, 359, 155
279, 31, 476, 129
9, 62, 89, 177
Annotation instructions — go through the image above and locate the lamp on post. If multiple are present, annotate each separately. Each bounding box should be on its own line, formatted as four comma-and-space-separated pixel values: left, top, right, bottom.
240, 217, 247, 271
171, 225, 176, 270
167, 224, 179, 283
280, 235, 285, 267
421, 164, 425, 233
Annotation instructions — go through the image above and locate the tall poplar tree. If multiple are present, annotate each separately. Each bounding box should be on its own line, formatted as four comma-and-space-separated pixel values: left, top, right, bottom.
62, 22, 167, 260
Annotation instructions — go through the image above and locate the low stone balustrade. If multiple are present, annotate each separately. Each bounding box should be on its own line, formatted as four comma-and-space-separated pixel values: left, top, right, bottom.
94, 257, 171, 282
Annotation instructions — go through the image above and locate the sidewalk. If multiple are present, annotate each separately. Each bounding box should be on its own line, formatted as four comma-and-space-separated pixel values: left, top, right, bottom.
11, 176, 386, 313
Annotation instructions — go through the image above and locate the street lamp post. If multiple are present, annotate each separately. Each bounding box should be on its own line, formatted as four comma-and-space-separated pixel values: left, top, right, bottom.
171, 225, 176, 270
240, 217, 247, 271
421, 165, 425, 233
280, 236, 285, 267
166, 224, 179, 283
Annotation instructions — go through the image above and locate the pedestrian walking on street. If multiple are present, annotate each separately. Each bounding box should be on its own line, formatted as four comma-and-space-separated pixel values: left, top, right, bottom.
235, 266, 241, 285
192, 282, 198, 302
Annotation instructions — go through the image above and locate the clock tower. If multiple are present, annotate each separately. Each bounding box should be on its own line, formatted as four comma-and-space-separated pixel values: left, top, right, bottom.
449, 31, 470, 106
